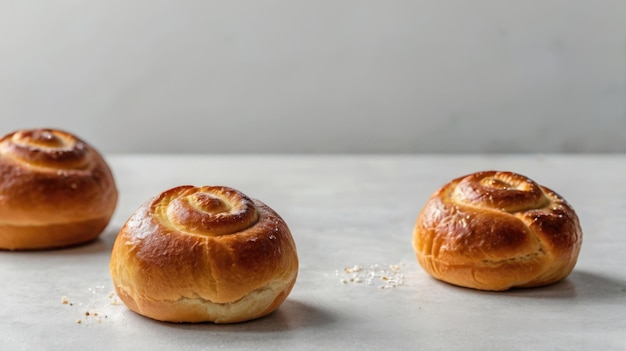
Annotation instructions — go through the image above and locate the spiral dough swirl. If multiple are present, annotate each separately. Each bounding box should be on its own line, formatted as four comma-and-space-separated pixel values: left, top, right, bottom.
160, 186, 259, 237
452, 172, 549, 212
0, 129, 91, 170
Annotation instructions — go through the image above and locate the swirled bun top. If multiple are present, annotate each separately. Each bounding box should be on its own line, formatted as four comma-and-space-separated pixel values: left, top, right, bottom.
160, 186, 259, 237
413, 171, 582, 291
110, 185, 298, 323
1, 129, 91, 169
0, 128, 118, 250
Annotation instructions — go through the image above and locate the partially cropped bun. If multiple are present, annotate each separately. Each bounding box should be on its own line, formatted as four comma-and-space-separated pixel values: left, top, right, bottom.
110, 185, 299, 323
0, 128, 118, 250
413, 171, 582, 291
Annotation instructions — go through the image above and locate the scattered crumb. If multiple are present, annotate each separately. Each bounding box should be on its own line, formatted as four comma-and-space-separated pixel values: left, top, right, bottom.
337, 263, 406, 289
64, 288, 122, 325
345, 265, 362, 274
108, 291, 120, 305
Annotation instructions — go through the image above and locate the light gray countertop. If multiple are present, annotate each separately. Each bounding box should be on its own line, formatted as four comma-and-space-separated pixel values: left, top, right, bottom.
1, 154, 625, 350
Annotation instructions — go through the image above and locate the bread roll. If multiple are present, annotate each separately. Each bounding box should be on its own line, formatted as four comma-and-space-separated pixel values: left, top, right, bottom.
413, 171, 582, 291
0, 128, 118, 250
110, 185, 299, 323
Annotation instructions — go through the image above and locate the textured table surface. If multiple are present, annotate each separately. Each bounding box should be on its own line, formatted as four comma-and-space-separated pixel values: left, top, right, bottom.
1, 155, 625, 350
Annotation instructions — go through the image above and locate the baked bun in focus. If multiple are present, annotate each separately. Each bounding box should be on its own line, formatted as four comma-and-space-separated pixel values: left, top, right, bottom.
0, 128, 118, 250
413, 171, 582, 291
110, 185, 299, 323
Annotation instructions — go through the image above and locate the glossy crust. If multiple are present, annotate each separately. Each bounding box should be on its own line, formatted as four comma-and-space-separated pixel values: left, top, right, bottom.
110, 185, 299, 323
0, 129, 118, 250
413, 171, 582, 291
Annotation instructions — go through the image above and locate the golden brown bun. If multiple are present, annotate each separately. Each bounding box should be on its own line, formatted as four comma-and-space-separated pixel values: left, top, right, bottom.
413, 171, 582, 291
0, 128, 118, 250
110, 185, 299, 323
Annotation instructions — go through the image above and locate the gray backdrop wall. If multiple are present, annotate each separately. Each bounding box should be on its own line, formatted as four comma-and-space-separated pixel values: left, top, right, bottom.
1, 1, 625, 154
